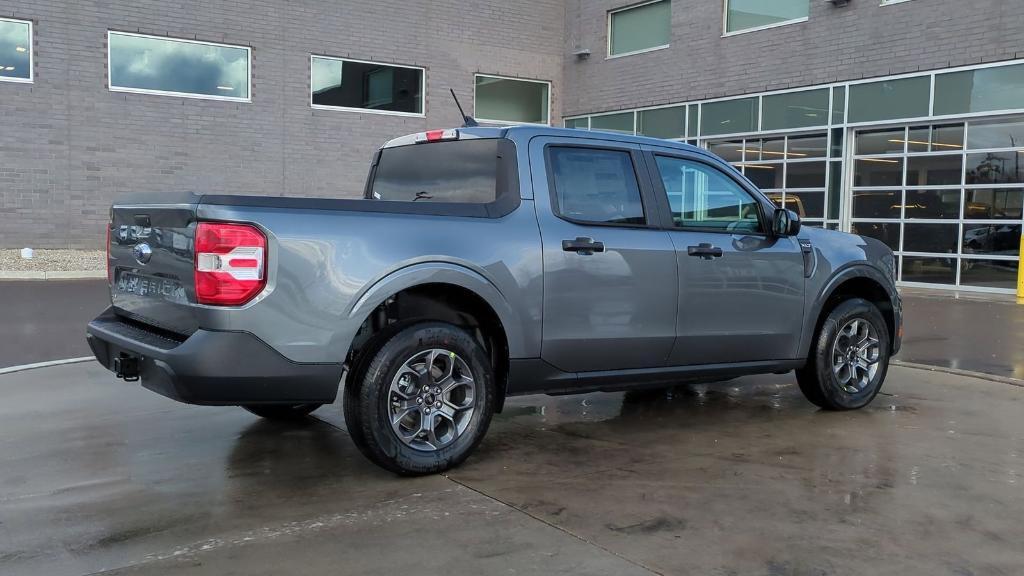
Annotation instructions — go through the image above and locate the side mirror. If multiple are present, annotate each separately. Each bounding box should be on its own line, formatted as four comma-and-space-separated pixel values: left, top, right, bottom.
772, 208, 801, 237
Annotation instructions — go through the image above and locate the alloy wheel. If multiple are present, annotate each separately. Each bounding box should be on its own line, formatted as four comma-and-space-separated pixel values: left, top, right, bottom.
831, 318, 882, 394
388, 349, 476, 451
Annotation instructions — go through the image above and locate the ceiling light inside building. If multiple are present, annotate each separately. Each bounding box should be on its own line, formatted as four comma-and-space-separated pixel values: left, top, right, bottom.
216, 85, 234, 91
15, 46, 27, 53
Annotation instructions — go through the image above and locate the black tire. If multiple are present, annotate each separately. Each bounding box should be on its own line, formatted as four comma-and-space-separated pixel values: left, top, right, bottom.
796, 298, 891, 411
343, 321, 495, 476
242, 403, 322, 420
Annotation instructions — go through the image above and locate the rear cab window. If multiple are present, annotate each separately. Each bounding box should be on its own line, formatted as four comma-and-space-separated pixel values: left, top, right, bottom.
369, 138, 501, 201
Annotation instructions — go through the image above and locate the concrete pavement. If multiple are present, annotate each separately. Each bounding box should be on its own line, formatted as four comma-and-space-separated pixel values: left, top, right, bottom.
1, 362, 1022, 575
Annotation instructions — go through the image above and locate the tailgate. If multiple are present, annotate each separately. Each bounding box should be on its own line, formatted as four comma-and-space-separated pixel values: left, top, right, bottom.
108, 193, 200, 335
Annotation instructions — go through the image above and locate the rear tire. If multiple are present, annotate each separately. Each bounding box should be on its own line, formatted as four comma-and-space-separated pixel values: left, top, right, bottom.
242, 403, 322, 420
343, 321, 495, 476
796, 298, 890, 411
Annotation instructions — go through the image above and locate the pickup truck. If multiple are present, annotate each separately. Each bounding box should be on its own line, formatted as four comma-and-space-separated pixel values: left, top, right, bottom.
87, 125, 901, 475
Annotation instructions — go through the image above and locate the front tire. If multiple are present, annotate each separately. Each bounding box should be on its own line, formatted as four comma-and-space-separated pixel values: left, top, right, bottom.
344, 322, 495, 475
242, 403, 322, 420
796, 298, 890, 410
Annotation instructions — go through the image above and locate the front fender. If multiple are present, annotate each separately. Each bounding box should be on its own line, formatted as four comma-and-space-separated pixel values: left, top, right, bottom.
342, 261, 525, 358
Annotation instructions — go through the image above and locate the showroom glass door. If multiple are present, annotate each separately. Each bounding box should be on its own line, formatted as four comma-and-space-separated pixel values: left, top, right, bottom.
848, 117, 1024, 292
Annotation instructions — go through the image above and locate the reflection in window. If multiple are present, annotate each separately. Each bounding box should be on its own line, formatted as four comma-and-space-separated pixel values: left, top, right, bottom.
638, 106, 685, 139
475, 75, 550, 124
370, 139, 498, 203
743, 164, 783, 189
904, 223, 958, 254
725, 0, 808, 33
962, 224, 1021, 256
655, 156, 761, 232
108, 32, 249, 100
934, 64, 1024, 116
856, 128, 906, 155
609, 0, 671, 56
761, 89, 829, 131
965, 189, 1024, 219
854, 158, 903, 187
851, 222, 900, 251
848, 77, 930, 123
701, 98, 758, 136
966, 119, 1024, 150
902, 256, 956, 284
311, 56, 423, 114
549, 147, 645, 225
0, 18, 31, 82
591, 112, 635, 134
906, 155, 963, 186
966, 152, 1024, 184
960, 259, 1019, 289
853, 190, 901, 219
904, 190, 961, 219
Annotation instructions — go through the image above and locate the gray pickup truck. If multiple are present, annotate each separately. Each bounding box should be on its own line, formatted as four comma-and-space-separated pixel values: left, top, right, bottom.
87, 125, 901, 475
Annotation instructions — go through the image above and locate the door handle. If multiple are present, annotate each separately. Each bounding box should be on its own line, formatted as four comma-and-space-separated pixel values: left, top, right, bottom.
562, 237, 605, 255
687, 243, 724, 260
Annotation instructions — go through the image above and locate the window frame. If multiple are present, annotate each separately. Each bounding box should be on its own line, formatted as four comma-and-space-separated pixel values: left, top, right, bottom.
473, 73, 552, 126
0, 17, 33, 84
106, 31, 252, 102
543, 143, 658, 229
721, 0, 809, 37
648, 151, 771, 235
309, 54, 426, 117
606, 0, 672, 59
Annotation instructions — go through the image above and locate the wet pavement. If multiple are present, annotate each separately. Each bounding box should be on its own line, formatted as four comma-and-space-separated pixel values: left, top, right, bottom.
0, 280, 109, 367
1, 362, 1022, 575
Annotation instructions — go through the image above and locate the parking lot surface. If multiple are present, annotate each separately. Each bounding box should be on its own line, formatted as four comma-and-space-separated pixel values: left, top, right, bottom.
1, 362, 1021, 575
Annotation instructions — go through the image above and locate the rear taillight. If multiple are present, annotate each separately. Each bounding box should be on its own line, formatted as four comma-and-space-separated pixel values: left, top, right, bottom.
194, 222, 267, 306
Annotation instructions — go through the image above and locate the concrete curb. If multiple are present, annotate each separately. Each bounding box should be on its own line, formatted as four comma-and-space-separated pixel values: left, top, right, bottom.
892, 360, 1024, 388
0, 270, 105, 280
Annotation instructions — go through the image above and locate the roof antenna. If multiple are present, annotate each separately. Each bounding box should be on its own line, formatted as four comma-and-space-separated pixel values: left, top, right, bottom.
450, 88, 478, 127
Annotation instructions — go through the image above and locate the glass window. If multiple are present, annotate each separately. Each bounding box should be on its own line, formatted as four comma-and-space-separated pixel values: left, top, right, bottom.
638, 106, 685, 139
786, 161, 827, 188
548, 147, 645, 225
902, 256, 956, 284
744, 138, 786, 161
311, 56, 423, 115
831, 86, 845, 125
851, 222, 900, 251
854, 158, 904, 187
787, 135, 827, 158
725, 0, 809, 34
370, 139, 500, 203
761, 89, 830, 130
960, 259, 1019, 290
965, 188, 1024, 219
565, 117, 589, 129
966, 152, 1024, 184
906, 125, 965, 152
655, 156, 762, 232
962, 224, 1021, 256
707, 140, 744, 163
904, 190, 961, 219
856, 128, 906, 155
934, 64, 1024, 116
828, 160, 842, 219
903, 223, 958, 253
0, 18, 31, 82
848, 77, 930, 123
108, 32, 250, 100
701, 97, 758, 136
906, 155, 963, 186
591, 112, 635, 134
474, 75, 550, 124
687, 105, 699, 138
830, 128, 844, 158
787, 190, 824, 219
966, 118, 1024, 150
609, 0, 671, 56
853, 190, 901, 219
743, 164, 783, 189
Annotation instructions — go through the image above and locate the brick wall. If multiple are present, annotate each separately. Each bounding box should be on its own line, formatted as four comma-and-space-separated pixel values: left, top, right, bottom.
0, 0, 565, 248
562, 0, 1024, 116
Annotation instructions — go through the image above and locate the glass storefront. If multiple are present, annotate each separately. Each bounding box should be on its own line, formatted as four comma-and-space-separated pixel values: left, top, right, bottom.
564, 59, 1024, 292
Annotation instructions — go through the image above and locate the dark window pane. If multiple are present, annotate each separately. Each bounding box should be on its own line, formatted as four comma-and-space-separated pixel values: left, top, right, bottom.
786, 161, 827, 188
746, 138, 785, 161
725, 0, 808, 33
902, 256, 956, 284
687, 106, 698, 138
550, 147, 645, 225
591, 112, 634, 134
565, 117, 588, 129
854, 158, 904, 187
962, 224, 1021, 256
371, 139, 499, 203
851, 222, 900, 251
933, 124, 966, 151
904, 189, 961, 219
827, 160, 842, 219
708, 140, 743, 163
966, 119, 1024, 150
960, 259, 1019, 289
907, 126, 931, 153
831, 86, 845, 125
761, 89, 830, 130
906, 155, 963, 186
856, 129, 905, 155
109, 33, 250, 99
638, 106, 686, 139
787, 134, 827, 158
853, 190, 901, 219
904, 223, 958, 253
934, 64, 1024, 116
609, 0, 671, 56
475, 76, 549, 124
848, 77, 930, 123
701, 97, 758, 136
744, 164, 783, 189
966, 152, 1024, 184
787, 190, 824, 219
312, 57, 422, 113
0, 19, 31, 81
830, 128, 844, 158
655, 156, 762, 232
964, 188, 1024, 219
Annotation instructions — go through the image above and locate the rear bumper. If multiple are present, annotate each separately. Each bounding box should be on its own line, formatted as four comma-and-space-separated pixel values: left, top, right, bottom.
86, 307, 342, 405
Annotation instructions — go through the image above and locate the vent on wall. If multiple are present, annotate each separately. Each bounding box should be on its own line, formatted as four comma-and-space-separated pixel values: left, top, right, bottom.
825, 0, 851, 5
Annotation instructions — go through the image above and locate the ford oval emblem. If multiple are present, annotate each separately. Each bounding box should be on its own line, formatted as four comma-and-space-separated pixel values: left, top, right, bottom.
133, 243, 153, 264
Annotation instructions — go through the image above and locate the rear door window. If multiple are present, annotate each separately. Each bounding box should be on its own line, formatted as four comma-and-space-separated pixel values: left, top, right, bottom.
548, 147, 646, 225
370, 139, 499, 203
